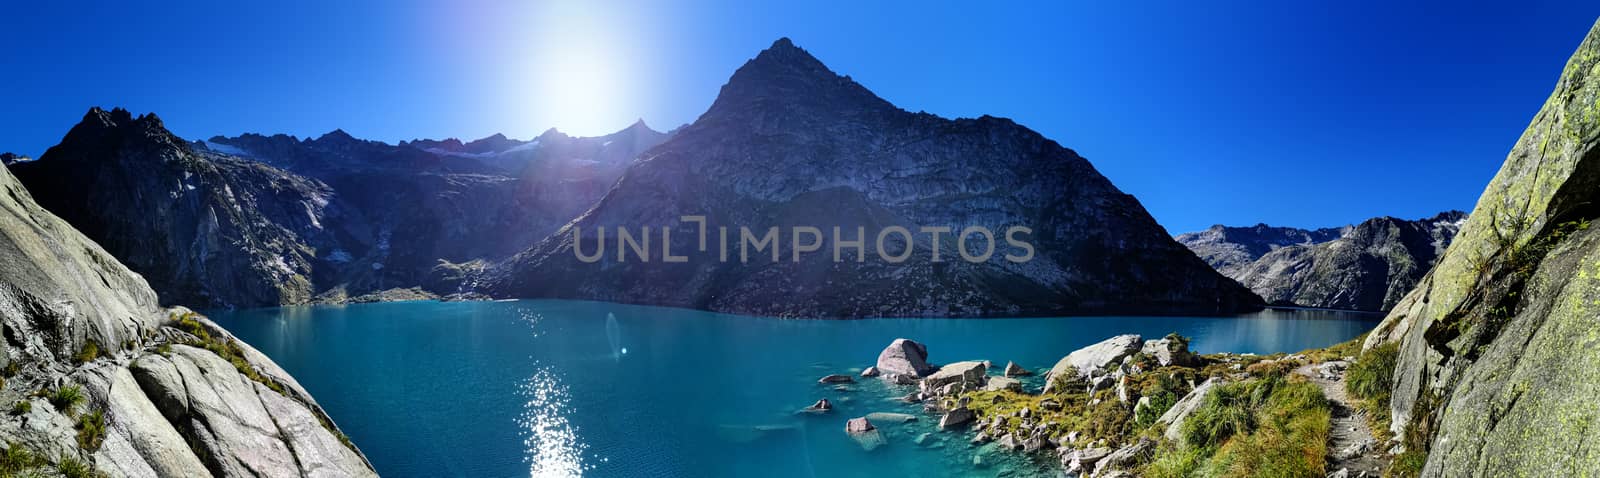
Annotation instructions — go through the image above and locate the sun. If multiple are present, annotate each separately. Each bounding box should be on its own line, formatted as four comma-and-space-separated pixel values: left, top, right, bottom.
521, 1, 643, 137
533, 42, 631, 136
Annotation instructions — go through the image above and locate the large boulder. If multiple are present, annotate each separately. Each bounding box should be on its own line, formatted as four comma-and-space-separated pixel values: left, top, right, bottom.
939, 407, 976, 429
920, 361, 987, 394
844, 417, 886, 451
1092, 438, 1154, 478
1043, 335, 1142, 393
1141, 334, 1199, 367
983, 376, 1022, 392
875, 338, 936, 377
1003, 361, 1031, 377
1157, 378, 1222, 444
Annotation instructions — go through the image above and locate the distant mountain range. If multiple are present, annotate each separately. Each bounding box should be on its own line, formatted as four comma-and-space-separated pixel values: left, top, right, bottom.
1176, 211, 1467, 311
10, 108, 667, 308
4, 38, 1260, 316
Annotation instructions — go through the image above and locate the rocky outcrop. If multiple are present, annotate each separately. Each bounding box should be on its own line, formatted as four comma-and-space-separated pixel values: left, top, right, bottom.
1043, 335, 1142, 393
0, 152, 29, 165
0, 161, 373, 476
488, 38, 1263, 318
920, 361, 987, 395
1140, 334, 1198, 367
1364, 18, 1600, 476
1178, 211, 1466, 311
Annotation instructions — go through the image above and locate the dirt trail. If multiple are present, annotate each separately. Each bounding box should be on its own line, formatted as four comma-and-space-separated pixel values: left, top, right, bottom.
1294, 362, 1387, 478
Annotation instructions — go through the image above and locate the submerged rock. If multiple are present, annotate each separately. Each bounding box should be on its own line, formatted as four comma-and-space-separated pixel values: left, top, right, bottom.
860, 366, 880, 377
864, 412, 917, 424
844, 417, 886, 451
1043, 335, 1142, 393
818, 374, 854, 384
799, 398, 832, 414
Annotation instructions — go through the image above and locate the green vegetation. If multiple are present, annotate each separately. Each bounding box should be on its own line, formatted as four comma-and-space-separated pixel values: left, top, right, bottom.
1144, 375, 1331, 478
55, 453, 97, 478
9, 400, 29, 415
0, 443, 44, 475
155, 343, 171, 356
75, 409, 106, 451
1346, 341, 1399, 440
73, 340, 101, 364
47, 385, 85, 415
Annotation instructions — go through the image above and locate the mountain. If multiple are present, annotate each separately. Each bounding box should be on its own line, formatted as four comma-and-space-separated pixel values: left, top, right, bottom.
487, 38, 1263, 317
1175, 223, 1348, 276
8, 106, 668, 308
1363, 18, 1600, 476
0, 152, 30, 165
9, 108, 356, 308
1177, 211, 1466, 311
0, 160, 373, 476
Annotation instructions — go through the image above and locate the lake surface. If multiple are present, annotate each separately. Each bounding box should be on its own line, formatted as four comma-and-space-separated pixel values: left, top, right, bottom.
209, 300, 1378, 478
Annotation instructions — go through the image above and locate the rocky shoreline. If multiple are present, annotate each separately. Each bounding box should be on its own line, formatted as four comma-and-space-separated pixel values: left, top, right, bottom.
802, 335, 1391, 477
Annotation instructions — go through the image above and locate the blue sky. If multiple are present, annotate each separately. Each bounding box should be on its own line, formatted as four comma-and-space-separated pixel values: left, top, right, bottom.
3, 1, 1598, 233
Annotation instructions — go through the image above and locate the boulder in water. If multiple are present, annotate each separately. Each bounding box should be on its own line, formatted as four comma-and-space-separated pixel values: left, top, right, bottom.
876, 338, 936, 377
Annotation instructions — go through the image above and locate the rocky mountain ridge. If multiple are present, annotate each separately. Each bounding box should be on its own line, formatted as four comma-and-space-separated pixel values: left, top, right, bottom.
11, 107, 667, 308
488, 38, 1263, 317
1178, 211, 1466, 311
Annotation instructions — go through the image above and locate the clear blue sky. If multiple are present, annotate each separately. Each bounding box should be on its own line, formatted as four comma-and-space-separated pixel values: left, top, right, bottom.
3, 1, 1598, 233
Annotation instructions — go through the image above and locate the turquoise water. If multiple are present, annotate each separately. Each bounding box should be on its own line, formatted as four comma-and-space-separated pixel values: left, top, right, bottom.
209, 300, 1378, 478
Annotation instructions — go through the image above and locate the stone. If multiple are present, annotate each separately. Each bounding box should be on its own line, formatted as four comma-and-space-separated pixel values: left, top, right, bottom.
818, 374, 854, 384
886, 373, 919, 385
1039, 398, 1062, 411
864, 412, 917, 424
938, 407, 976, 429
876, 338, 936, 377
997, 433, 1021, 450
971, 432, 991, 445
1141, 334, 1200, 367
845, 417, 875, 434
1003, 361, 1031, 376
1061, 447, 1113, 472
983, 376, 1022, 392
1158, 378, 1223, 444
1093, 438, 1155, 478
860, 366, 880, 377
913, 432, 932, 446
799, 398, 832, 413
921, 361, 987, 394
1044, 335, 1143, 393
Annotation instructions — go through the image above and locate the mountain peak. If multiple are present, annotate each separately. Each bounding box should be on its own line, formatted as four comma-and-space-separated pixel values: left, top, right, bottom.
701, 38, 894, 126
40, 107, 187, 164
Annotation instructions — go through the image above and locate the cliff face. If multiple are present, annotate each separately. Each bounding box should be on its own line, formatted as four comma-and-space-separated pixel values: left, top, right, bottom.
0, 161, 374, 476
488, 38, 1263, 317
1365, 18, 1600, 476
1179, 212, 1465, 311
9, 108, 350, 308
